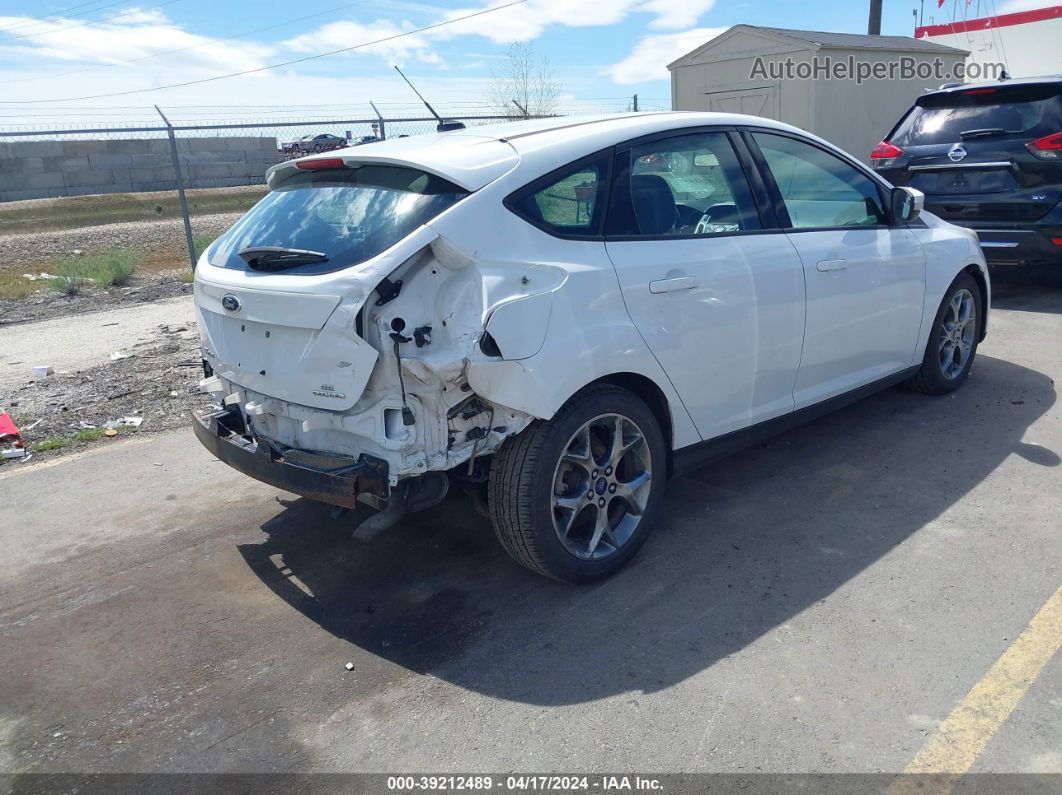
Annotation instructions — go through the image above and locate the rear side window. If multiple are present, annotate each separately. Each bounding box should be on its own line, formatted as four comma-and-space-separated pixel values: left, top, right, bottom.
891, 83, 1062, 146
209, 165, 468, 274
507, 153, 610, 237
608, 131, 761, 238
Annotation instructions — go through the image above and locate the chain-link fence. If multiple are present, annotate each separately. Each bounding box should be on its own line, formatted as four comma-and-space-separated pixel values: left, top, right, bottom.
0, 108, 611, 281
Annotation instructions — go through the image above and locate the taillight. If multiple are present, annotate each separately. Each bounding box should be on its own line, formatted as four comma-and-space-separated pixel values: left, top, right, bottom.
870, 140, 904, 166
1026, 132, 1062, 160
296, 157, 346, 170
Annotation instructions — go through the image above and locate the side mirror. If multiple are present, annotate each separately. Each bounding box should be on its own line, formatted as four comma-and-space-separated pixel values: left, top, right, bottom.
891, 186, 924, 222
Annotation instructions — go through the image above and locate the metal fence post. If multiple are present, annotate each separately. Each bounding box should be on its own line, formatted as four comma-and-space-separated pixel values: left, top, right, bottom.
155, 105, 197, 271
370, 101, 386, 140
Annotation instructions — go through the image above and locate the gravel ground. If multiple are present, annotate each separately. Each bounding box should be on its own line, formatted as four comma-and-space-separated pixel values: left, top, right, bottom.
0, 318, 206, 465
0, 210, 241, 268
0, 278, 193, 327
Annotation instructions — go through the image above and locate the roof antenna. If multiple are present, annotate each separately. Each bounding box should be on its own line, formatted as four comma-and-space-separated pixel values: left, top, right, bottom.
393, 65, 466, 132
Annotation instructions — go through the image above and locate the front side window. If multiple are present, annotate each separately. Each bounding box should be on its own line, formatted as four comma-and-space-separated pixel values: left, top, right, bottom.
753, 133, 887, 229
509, 154, 609, 236
608, 132, 761, 238
209, 165, 467, 274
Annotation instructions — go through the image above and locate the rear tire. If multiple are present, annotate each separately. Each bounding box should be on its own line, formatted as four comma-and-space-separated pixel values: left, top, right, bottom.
488, 385, 666, 583
908, 271, 982, 395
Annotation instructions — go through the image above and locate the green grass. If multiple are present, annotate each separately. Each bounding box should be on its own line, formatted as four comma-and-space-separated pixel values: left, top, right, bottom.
32, 437, 68, 452
193, 233, 218, 258
51, 249, 140, 293
73, 428, 107, 443
0, 273, 43, 300
177, 270, 195, 283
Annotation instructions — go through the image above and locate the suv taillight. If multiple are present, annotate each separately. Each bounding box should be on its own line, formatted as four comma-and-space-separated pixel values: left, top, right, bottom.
1026, 132, 1062, 160
870, 140, 904, 166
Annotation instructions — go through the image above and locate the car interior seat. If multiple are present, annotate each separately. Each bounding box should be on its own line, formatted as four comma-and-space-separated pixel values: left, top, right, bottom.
631, 174, 677, 235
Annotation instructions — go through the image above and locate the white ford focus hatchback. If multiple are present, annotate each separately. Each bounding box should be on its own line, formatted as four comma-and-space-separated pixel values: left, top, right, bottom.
193, 112, 989, 582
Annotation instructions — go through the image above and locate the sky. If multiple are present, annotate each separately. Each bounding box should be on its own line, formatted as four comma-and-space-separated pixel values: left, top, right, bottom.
0, 0, 1053, 126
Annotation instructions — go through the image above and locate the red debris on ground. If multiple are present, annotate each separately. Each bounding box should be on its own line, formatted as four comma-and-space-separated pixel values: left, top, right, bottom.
0, 411, 26, 459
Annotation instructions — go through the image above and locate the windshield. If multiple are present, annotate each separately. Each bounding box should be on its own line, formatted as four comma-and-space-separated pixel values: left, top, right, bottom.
890, 84, 1062, 146
209, 165, 468, 274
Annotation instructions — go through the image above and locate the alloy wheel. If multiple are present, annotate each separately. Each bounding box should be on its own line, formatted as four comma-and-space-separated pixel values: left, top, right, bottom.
939, 287, 976, 380
550, 413, 652, 560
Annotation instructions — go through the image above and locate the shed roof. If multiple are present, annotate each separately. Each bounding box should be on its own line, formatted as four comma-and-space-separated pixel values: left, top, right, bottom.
669, 24, 968, 69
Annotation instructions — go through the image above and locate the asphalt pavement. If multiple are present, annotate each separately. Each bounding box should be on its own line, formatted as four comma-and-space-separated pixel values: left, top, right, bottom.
1, 276, 1059, 778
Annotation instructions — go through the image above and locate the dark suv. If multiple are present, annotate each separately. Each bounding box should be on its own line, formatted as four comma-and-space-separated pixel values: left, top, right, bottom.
872, 77, 1062, 267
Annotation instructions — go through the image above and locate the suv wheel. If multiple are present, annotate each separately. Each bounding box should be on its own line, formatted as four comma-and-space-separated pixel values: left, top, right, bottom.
908, 272, 982, 395
488, 385, 666, 583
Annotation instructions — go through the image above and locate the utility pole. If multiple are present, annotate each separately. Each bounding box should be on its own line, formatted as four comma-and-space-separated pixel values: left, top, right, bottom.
632, 93, 639, 112
868, 0, 883, 34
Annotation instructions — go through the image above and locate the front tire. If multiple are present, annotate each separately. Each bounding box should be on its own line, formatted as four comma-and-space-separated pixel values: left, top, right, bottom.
488, 385, 666, 583
908, 272, 982, 395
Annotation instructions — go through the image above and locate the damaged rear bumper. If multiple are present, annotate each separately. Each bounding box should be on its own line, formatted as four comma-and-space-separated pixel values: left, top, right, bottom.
191, 409, 389, 508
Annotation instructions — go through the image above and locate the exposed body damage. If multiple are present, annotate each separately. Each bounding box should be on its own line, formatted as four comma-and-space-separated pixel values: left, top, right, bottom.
196, 230, 559, 492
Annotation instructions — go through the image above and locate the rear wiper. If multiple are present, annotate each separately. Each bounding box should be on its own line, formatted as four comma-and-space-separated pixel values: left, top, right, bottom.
238, 246, 329, 271
959, 128, 1008, 140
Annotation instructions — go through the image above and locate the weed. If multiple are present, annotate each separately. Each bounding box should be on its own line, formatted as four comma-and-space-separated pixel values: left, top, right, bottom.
73, 428, 107, 443
0, 274, 42, 300
32, 438, 68, 452
52, 249, 139, 291
177, 270, 195, 283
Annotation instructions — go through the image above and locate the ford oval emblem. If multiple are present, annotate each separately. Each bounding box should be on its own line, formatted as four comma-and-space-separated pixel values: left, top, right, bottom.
948, 143, 967, 162
221, 293, 242, 313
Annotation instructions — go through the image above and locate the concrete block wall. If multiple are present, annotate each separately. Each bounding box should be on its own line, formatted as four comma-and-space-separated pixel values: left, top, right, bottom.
0, 136, 279, 202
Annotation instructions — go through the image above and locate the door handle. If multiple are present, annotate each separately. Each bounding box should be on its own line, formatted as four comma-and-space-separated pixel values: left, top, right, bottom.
649, 276, 699, 294
816, 259, 848, 272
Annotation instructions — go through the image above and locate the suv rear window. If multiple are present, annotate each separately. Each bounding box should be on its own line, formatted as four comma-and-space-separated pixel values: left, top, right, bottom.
890, 83, 1062, 147
208, 165, 468, 274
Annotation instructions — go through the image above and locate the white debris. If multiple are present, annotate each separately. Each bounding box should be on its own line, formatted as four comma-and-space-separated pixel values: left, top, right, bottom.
31, 365, 53, 379
110, 351, 135, 361
24, 419, 43, 431
104, 416, 143, 429
22, 272, 57, 281
345, 662, 354, 671
1, 448, 26, 460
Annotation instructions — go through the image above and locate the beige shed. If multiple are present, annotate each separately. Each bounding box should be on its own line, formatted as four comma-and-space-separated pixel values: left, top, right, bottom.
668, 25, 968, 163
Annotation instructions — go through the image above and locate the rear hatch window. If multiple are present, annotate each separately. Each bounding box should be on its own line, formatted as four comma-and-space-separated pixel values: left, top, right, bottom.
890, 83, 1062, 147
209, 165, 468, 275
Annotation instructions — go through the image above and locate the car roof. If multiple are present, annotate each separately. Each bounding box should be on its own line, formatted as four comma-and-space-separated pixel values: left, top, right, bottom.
267, 112, 818, 191
927, 74, 1062, 96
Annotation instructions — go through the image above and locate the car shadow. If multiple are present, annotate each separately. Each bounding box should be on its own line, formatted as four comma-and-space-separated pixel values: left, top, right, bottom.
990, 267, 1062, 314
237, 354, 1055, 706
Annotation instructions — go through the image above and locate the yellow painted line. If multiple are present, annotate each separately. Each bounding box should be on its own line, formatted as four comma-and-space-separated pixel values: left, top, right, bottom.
904, 584, 1062, 776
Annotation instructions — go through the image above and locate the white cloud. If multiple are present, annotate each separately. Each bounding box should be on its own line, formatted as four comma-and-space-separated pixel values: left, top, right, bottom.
283, 19, 444, 67
602, 27, 726, 84
0, 11, 274, 78
285, 0, 713, 56
428, 0, 643, 44
638, 0, 718, 30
